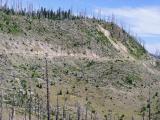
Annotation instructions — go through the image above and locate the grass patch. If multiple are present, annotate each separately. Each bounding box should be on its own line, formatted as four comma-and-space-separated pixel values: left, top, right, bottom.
125, 37, 146, 59
124, 74, 141, 86
0, 11, 21, 34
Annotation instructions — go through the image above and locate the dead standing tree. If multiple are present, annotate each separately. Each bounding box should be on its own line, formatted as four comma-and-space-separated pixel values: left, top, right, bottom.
56, 94, 59, 120
28, 78, 32, 120
45, 53, 50, 120
0, 75, 4, 120
77, 103, 81, 120
0, 75, 3, 120
148, 85, 151, 120
0, 53, 8, 120
0, 0, 2, 8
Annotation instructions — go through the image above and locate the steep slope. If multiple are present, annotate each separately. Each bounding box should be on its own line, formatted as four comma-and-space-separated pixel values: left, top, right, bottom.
0, 11, 160, 120
97, 25, 134, 60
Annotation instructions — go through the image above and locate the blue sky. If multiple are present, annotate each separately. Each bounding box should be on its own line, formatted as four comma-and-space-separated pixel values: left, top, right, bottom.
7, 0, 160, 53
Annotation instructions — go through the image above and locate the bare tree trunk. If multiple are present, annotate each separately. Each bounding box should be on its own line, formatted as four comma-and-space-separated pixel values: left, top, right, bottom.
56, 94, 59, 120
77, 104, 81, 120
0, 0, 2, 8
11, 106, 15, 120
45, 53, 50, 120
94, 113, 97, 120
0, 89, 3, 120
148, 86, 151, 120
24, 110, 27, 120
62, 104, 66, 120
24, 100, 27, 120
68, 114, 71, 120
11, 89, 15, 120
29, 79, 32, 120
85, 106, 88, 120
9, 111, 11, 120
37, 96, 40, 120
34, 95, 37, 115
39, 101, 43, 120
91, 112, 93, 120
142, 112, 145, 120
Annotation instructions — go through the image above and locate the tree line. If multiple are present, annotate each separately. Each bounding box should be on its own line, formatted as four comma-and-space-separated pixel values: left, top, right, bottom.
0, 0, 84, 20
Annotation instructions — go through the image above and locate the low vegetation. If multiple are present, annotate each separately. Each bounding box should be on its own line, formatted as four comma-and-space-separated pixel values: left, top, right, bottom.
0, 3, 159, 120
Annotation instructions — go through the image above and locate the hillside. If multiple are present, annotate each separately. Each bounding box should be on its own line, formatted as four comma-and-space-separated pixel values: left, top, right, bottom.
0, 10, 160, 120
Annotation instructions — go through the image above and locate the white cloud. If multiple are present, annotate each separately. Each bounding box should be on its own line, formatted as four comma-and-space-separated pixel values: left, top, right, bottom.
95, 7, 160, 53
146, 43, 160, 54
95, 7, 160, 36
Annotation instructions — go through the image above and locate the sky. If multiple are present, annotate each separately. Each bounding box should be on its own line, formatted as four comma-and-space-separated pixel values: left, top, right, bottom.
6, 0, 160, 53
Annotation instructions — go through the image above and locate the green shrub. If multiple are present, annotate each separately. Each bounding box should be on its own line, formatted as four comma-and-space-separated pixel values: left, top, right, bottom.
125, 74, 141, 85
86, 60, 95, 67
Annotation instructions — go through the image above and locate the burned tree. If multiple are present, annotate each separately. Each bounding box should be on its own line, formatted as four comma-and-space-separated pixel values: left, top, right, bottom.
45, 53, 50, 120
55, 94, 59, 120
148, 85, 151, 120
